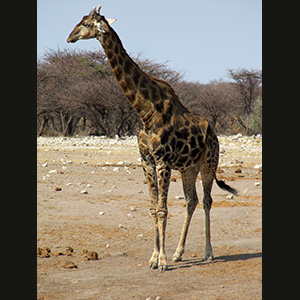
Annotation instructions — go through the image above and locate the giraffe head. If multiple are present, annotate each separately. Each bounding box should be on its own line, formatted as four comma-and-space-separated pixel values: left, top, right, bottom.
67, 5, 116, 43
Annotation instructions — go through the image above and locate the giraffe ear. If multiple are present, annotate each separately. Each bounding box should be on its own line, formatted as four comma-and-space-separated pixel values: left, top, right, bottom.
107, 18, 117, 26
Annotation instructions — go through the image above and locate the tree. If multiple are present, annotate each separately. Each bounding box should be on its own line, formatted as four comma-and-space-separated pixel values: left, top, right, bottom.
228, 68, 262, 134
37, 48, 180, 137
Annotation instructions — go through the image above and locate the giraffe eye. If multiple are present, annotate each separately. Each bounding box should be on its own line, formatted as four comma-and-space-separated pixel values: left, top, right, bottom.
83, 23, 90, 28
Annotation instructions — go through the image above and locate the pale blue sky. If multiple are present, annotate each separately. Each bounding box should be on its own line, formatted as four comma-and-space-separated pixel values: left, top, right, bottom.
37, 0, 262, 83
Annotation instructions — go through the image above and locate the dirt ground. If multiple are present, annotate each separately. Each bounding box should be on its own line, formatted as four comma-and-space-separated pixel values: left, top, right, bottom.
37, 136, 262, 300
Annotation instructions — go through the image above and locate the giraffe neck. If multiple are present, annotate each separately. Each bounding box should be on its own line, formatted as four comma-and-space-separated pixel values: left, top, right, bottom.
97, 28, 186, 129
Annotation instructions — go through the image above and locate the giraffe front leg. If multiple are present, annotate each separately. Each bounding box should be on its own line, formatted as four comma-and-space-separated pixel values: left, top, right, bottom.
156, 165, 171, 272
148, 209, 159, 269
139, 151, 160, 269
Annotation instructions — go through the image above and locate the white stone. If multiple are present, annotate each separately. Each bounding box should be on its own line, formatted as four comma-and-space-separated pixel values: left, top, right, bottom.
48, 169, 57, 174
80, 190, 88, 194
175, 196, 184, 200
254, 164, 262, 169
42, 162, 48, 167
99, 211, 105, 215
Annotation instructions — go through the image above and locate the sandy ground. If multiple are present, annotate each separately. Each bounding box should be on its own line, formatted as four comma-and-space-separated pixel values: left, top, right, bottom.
37, 135, 262, 300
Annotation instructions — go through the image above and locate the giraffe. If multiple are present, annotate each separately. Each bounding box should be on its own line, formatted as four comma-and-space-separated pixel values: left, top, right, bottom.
67, 5, 238, 271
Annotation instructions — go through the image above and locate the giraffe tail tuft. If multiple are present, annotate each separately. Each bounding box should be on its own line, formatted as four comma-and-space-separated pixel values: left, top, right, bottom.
215, 176, 238, 196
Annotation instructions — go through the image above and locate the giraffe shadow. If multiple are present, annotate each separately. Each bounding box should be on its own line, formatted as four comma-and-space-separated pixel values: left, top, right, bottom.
167, 251, 262, 271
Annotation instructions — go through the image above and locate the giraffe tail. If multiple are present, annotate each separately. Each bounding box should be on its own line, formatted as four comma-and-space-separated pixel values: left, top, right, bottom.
215, 176, 238, 196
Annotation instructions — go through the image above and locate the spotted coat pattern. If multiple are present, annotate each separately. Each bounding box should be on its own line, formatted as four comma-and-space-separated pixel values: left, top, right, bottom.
67, 8, 235, 271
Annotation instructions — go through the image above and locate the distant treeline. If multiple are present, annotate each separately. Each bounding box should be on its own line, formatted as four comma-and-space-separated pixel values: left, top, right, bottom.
37, 48, 262, 137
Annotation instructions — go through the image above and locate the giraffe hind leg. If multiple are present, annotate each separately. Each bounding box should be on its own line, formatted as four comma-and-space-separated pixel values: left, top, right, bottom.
200, 161, 216, 261
173, 167, 199, 262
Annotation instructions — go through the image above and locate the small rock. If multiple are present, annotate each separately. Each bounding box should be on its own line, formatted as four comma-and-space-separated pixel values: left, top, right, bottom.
175, 196, 184, 200
42, 162, 48, 167
130, 207, 137, 211
254, 182, 260, 186
65, 246, 74, 255
66, 183, 72, 186
118, 224, 127, 229
137, 234, 144, 238
234, 168, 242, 173
156, 297, 162, 300
220, 147, 226, 154
86, 184, 92, 188
52, 251, 64, 256
54, 187, 62, 191
191, 253, 197, 257
80, 190, 88, 194
254, 164, 262, 169
110, 251, 127, 257
99, 211, 105, 215
63, 261, 78, 269
81, 249, 98, 261
81, 161, 88, 164
232, 133, 242, 140
113, 167, 119, 172
48, 169, 57, 174
226, 194, 234, 199
37, 247, 51, 258
88, 251, 98, 260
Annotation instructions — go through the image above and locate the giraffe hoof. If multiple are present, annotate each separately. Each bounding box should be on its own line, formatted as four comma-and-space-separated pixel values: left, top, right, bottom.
149, 262, 158, 269
172, 255, 182, 262
205, 255, 214, 262
158, 265, 168, 272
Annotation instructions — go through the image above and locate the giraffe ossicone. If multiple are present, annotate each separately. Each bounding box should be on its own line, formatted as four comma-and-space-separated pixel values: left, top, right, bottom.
67, 5, 238, 272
